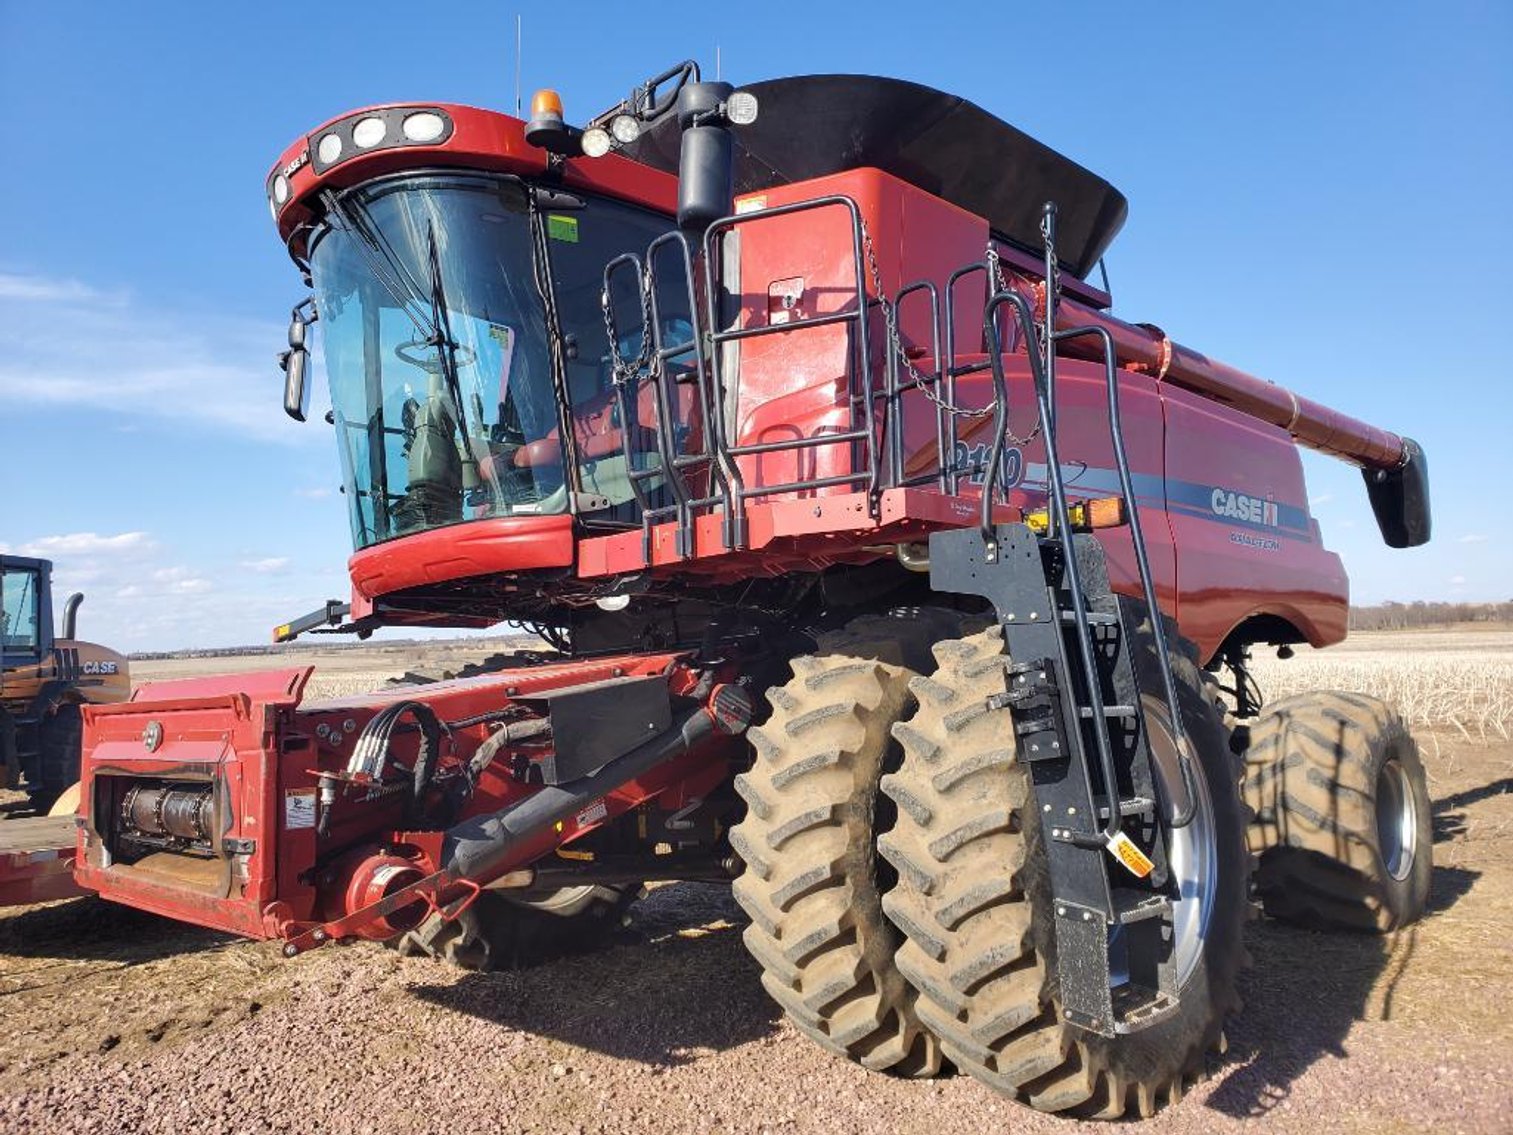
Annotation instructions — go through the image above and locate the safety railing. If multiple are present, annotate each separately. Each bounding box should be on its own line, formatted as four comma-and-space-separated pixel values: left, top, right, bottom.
603, 230, 726, 560
699, 196, 882, 549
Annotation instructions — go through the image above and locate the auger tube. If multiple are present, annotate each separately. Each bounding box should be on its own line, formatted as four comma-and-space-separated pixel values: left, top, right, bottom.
440, 693, 748, 886
1027, 281, 1408, 471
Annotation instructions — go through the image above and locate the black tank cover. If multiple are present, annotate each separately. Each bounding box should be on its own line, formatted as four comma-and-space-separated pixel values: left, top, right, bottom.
620, 74, 1128, 279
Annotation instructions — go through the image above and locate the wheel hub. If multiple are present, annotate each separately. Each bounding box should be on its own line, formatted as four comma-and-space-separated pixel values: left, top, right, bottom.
1121, 695, 1217, 990
1376, 756, 1419, 882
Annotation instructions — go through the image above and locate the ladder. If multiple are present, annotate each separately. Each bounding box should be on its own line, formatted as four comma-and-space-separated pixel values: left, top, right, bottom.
928, 203, 1202, 1037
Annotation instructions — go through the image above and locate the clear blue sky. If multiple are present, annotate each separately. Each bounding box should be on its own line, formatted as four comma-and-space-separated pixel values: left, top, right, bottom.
1, 1, 1508, 651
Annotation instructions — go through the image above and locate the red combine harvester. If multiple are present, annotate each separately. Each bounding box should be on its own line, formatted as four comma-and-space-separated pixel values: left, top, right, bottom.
20, 68, 1436, 1117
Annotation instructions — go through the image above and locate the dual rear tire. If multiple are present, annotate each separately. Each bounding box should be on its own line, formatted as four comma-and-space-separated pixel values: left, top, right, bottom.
730, 614, 1249, 1117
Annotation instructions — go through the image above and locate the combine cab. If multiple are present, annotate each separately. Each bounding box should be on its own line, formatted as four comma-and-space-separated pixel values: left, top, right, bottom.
19, 67, 1435, 1118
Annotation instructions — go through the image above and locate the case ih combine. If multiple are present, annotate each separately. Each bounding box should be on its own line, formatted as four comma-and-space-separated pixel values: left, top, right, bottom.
6, 67, 1435, 1118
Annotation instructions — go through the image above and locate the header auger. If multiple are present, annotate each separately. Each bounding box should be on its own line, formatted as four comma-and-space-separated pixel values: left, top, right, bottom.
8, 64, 1433, 1119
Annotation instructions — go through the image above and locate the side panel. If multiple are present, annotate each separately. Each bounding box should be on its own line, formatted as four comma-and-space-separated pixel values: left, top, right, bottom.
1160, 384, 1348, 659
931, 358, 1179, 621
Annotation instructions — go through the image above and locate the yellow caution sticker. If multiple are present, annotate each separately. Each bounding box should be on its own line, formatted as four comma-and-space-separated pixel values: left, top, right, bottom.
1106, 830, 1155, 879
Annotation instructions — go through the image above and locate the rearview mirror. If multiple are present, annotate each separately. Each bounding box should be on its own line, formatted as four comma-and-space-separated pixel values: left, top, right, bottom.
278, 298, 317, 422
281, 347, 310, 421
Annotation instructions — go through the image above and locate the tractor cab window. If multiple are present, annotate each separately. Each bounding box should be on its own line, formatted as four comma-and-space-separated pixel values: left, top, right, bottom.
309, 172, 678, 550
0, 567, 40, 653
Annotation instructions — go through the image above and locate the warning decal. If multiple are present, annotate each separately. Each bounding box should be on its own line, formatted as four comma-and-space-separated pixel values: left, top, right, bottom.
1105, 830, 1155, 879
285, 789, 317, 831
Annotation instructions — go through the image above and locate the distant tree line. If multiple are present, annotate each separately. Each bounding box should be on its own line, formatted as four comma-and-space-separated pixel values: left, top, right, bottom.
1349, 600, 1513, 631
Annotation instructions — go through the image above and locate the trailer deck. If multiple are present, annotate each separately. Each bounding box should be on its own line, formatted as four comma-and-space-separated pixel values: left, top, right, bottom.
0, 815, 82, 906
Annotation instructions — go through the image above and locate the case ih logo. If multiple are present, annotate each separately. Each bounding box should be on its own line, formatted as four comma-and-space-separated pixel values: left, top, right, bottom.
1211, 486, 1279, 527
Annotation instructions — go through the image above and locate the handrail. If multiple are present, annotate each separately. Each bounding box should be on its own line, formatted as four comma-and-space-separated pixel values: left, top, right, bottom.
984, 285, 1124, 842
701, 195, 878, 548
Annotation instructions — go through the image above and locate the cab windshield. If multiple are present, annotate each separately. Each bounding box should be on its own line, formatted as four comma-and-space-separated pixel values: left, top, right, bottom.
309, 171, 675, 549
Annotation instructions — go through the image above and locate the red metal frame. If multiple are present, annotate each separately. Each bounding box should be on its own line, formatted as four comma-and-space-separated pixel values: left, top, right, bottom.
0, 817, 82, 906
69, 651, 737, 943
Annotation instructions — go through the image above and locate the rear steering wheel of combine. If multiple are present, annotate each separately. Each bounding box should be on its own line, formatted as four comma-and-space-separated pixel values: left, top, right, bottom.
1241, 691, 1432, 932
730, 608, 981, 1078
878, 624, 1249, 1119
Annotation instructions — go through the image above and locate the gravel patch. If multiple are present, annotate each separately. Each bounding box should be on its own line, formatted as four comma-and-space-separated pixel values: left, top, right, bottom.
1, 736, 1510, 1134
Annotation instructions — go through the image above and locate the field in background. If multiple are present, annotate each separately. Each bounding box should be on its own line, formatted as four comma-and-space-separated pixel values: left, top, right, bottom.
1251, 626, 1513, 742
131, 636, 546, 703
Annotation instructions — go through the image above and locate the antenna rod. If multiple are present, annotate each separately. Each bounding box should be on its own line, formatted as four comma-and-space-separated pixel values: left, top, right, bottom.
514, 15, 523, 116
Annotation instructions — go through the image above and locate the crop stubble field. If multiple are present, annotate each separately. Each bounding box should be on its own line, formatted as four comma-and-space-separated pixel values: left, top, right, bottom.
0, 628, 1510, 1133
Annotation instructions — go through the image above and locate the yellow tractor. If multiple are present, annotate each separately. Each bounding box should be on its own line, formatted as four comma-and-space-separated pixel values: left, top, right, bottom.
1, 556, 129, 814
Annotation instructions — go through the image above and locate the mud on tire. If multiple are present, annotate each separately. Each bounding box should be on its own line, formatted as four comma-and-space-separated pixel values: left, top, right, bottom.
729, 609, 979, 1077
878, 625, 1249, 1118
1241, 690, 1432, 932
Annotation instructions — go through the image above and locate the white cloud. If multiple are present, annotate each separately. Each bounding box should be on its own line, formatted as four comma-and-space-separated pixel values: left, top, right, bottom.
4, 526, 341, 651
1308, 492, 1334, 507
14, 531, 154, 558
1457, 533, 1489, 544
240, 557, 291, 574
0, 272, 327, 444
293, 486, 333, 499
1448, 574, 1467, 585
0, 274, 115, 304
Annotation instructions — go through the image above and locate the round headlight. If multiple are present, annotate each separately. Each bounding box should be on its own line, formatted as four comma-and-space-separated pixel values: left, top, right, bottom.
581, 127, 612, 158
401, 111, 446, 143
317, 133, 343, 165
726, 91, 759, 126
610, 114, 641, 145
268, 196, 279, 221
352, 117, 387, 149
272, 174, 290, 205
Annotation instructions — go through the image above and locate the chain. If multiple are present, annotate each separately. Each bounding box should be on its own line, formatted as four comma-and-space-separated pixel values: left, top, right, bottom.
603, 262, 658, 388
859, 220, 1040, 446
860, 219, 993, 421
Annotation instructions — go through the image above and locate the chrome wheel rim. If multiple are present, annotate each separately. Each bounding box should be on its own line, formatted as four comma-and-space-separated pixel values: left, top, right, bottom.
1377, 757, 1418, 882
1133, 695, 1217, 990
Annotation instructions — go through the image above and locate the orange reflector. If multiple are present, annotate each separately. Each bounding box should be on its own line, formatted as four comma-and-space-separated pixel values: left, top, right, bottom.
1085, 496, 1127, 529
1022, 496, 1129, 535
531, 88, 564, 119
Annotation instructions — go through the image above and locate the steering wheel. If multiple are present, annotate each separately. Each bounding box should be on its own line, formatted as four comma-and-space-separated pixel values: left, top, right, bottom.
394, 338, 476, 373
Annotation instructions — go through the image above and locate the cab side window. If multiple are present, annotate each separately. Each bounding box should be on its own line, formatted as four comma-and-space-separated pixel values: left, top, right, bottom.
1, 568, 40, 652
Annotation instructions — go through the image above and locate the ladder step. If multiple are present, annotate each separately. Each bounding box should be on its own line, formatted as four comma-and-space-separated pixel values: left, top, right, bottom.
1098, 796, 1156, 820
1111, 984, 1180, 1034
1110, 887, 1172, 925
1060, 610, 1118, 626
1078, 704, 1137, 719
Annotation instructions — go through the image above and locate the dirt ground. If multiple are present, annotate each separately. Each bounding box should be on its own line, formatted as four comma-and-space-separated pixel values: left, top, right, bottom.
0, 652, 1510, 1133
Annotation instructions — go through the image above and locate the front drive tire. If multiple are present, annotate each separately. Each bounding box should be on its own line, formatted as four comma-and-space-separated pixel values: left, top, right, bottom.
879, 625, 1249, 1118
1241, 691, 1432, 932
729, 609, 978, 1077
